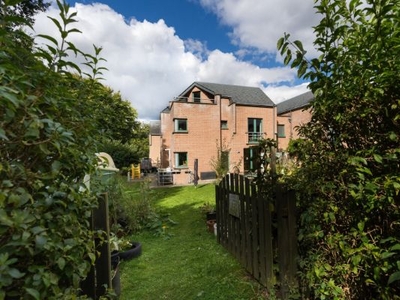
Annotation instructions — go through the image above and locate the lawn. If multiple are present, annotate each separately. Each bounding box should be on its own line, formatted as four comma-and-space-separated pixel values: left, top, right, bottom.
118, 181, 267, 300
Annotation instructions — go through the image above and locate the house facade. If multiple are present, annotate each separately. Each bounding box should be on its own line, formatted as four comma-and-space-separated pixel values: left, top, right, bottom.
149, 82, 312, 185
276, 91, 313, 151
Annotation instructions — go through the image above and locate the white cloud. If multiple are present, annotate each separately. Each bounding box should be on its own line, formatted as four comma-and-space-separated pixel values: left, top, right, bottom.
32, 2, 315, 121
196, 50, 297, 86
263, 82, 310, 103
199, 0, 319, 57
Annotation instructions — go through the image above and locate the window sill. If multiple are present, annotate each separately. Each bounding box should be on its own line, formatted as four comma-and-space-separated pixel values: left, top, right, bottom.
173, 131, 188, 134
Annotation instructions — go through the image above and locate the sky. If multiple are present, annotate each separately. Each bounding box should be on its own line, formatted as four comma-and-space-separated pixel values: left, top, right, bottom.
32, 0, 320, 121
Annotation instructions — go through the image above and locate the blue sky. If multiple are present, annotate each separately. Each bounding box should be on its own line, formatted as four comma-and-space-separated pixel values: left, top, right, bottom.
71, 0, 233, 52
34, 0, 319, 120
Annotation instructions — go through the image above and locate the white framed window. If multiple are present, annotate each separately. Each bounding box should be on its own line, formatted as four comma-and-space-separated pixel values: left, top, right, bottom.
175, 152, 188, 168
174, 118, 187, 132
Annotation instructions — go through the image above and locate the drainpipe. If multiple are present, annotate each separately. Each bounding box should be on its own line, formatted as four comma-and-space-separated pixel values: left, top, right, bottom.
271, 104, 277, 174
233, 102, 237, 134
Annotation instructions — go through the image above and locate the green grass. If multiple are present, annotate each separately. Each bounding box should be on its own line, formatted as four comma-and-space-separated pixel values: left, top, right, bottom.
118, 182, 267, 300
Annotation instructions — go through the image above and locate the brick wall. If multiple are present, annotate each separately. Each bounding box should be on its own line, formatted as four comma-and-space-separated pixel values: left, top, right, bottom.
150, 87, 312, 185
277, 107, 312, 151
155, 94, 276, 184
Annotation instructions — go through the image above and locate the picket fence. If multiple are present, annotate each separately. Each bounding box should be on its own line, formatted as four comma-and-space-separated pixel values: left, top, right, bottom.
215, 173, 297, 297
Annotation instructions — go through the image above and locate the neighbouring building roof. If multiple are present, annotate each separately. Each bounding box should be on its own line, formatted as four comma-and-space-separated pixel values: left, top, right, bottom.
149, 120, 161, 135
161, 106, 170, 114
179, 82, 275, 107
277, 91, 314, 115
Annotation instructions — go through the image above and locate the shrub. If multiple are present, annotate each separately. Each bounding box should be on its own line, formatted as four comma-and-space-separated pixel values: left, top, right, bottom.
279, 0, 400, 298
0, 1, 122, 298
101, 139, 141, 169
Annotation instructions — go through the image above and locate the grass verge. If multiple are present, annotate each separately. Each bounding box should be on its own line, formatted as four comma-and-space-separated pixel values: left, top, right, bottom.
118, 182, 267, 299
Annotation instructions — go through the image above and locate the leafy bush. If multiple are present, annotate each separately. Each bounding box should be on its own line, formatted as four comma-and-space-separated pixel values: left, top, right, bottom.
278, 0, 400, 298
0, 1, 137, 298
107, 176, 177, 238
101, 139, 141, 169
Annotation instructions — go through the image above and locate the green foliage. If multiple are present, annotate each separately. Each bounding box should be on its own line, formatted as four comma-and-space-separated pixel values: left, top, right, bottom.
0, 0, 139, 298
107, 177, 176, 238
0, 0, 50, 28
108, 177, 154, 235
129, 122, 150, 159
83, 83, 139, 144
278, 0, 400, 298
101, 140, 140, 169
210, 138, 241, 182
100, 122, 150, 170
254, 138, 279, 188
199, 202, 216, 214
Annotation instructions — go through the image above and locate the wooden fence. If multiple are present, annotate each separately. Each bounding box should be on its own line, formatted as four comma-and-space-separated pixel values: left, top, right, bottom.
81, 193, 113, 299
215, 173, 297, 297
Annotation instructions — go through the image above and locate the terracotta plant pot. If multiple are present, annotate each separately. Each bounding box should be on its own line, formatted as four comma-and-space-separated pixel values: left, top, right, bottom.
207, 219, 216, 233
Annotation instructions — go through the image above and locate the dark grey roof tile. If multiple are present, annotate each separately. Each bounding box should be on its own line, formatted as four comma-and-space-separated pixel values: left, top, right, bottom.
179, 82, 275, 107
277, 91, 314, 114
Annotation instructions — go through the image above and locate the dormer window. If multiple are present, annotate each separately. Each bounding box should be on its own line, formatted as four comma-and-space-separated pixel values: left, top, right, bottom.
192, 91, 201, 103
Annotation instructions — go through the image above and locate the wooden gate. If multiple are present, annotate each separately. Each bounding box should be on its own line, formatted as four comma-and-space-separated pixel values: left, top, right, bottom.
215, 173, 297, 296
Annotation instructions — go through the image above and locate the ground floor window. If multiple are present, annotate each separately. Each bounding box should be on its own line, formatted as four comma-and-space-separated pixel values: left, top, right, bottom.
175, 152, 188, 168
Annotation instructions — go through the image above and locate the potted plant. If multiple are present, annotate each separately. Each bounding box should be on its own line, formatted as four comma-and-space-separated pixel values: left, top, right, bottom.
200, 202, 217, 221
110, 234, 142, 262
200, 202, 217, 233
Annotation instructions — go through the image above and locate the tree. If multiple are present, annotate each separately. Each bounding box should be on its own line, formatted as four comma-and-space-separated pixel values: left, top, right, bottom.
0, 0, 50, 28
69, 77, 140, 144
278, 0, 400, 298
0, 0, 139, 297
128, 122, 150, 158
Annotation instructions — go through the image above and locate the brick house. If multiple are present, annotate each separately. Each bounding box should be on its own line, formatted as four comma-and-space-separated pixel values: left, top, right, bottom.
149, 82, 312, 185
276, 91, 313, 151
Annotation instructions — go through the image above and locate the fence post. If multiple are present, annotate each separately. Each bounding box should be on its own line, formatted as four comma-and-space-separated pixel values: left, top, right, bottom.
94, 193, 112, 298
80, 193, 111, 299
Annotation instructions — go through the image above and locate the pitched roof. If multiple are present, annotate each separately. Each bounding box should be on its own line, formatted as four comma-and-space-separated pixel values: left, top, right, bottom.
179, 82, 275, 107
277, 91, 314, 115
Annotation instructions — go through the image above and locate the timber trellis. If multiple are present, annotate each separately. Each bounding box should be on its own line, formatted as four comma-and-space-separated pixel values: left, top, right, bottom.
215, 173, 297, 297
